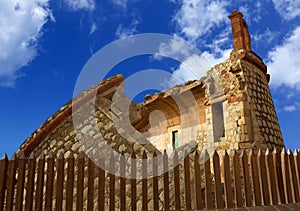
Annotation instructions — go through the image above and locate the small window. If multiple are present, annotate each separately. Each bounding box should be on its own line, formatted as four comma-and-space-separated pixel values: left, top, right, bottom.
172, 130, 179, 150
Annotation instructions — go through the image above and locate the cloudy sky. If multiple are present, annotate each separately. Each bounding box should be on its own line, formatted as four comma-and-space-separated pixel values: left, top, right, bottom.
0, 0, 300, 156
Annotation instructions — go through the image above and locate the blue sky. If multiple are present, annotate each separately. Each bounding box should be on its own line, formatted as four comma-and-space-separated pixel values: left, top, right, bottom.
0, 0, 300, 156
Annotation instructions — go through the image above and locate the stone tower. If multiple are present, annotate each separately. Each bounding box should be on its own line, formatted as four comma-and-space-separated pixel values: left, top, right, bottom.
222, 10, 284, 149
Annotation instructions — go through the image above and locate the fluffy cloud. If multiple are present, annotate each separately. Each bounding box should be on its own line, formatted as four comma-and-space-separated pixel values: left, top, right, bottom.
272, 0, 300, 20
155, 35, 231, 87
112, 0, 127, 10
0, 0, 53, 87
267, 26, 300, 89
115, 19, 139, 39
283, 105, 297, 112
64, 0, 95, 11
172, 0, 229, 40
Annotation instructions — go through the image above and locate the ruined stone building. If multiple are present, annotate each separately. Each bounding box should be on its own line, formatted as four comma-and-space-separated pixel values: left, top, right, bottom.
17, 10, 284, 160
11, 10, 288, 210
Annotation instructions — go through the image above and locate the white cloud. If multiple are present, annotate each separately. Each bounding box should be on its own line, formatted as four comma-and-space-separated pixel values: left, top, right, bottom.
253, 28, 277, 45
115, 19, 139, 39
90, 22, 97, 35
64, 0, 95, 11
112, 0, 127, 10
267, 26, 300, 89
272, 0, 300, 20
284, 105, 296, 112
0, 0, 53, 87
172, 0, 229, 40
155, 35, 231, 87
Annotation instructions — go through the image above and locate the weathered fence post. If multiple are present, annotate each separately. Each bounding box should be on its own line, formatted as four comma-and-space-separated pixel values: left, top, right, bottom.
152, 151, 159, 210
184, 151, 192, 210
35, 153, 45, 211
233, 150, 243, 207
131, 151, 137, 211
0, 154, 8, 211
142, 151, 148, 211
204, 150, 213, 209
45, 153, 54, 211
223, 151, 233, 208
163, 150, 170, 211
66, 153, 74, 211
213, 151, 224, 209
173, 150, 181, 210
15, 153, 26, 211
194, 151, 203, 210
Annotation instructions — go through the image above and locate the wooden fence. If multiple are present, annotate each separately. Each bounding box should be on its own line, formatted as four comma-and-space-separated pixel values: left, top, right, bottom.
0, 148, 299, 210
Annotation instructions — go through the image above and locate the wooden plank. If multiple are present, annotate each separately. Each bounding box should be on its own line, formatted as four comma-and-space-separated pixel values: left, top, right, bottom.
0, 154, 8, 211
109, 152, 115, 211
297, 151, 300, 193
204, 150, 213, 209
233, 150, 243, 207
273, 148, 285, 204
223, 151, 233, 208
281, 149, 293, 203
76, 152, 85, 211
241, 150, 252, 207
152, 151, 159, 211
66, 153, 74, 211
45, 153, 54, 211
5, 154, 17, 211
142, 151, 148, 211
213, 151, 224, 209
131, 151, 137, 211
120, 152, 126, 211
163, 150, 170, 211
250, 149, 261, 206
265, 149, 278, 205
55, 153, 64, 211
98, 156, 105, 211
194, 151, 203, 210
258, 149, 270, 205
35, 153, 45, 211
87, 158, 95, 211
25, 153, 36, 211
173, 150, 181, 210
15, 153, 26, 211
294, 150, 300, 202
288, 150, 299, 202
184, 152, 192, 210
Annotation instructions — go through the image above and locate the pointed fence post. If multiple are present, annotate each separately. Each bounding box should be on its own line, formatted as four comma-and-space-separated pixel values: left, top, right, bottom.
241, 150, 252, 207
194, 151, 203, 210
289, 150, 300, 203
184, 151, 192, 210
25, 153, 36, 211
98, 154, 105, 211
15, 153, 26, 211
282, 148, 293, 203
223, 151, 233, 208
233, 150, 243, 207
0, 154, 8, 211
250, 149, 261, 206
213, 150, 224, 209
173, 150, 181, 210
131, 151, 137, 211
294, 150, 300, 202
163, 150, 170, 211
55, 153, 64, 211
265, 149, 278, 205
152, 151, 159, 211
66, 153, 74, 211
45, 153, 54, 211
204, 150, 213, 209
6, 154, 17, 211
76, 152, 85, 211
109, 152, 115, 211
273, 148, 285, 204
142, 151, 148, 211
120, 151, 126, 211
258, 149, 270, 205
35, 153, 45, 211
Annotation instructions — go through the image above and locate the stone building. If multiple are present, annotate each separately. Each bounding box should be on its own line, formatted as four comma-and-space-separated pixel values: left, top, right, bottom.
13, 10, 286, 210
17, 10, 284, 160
